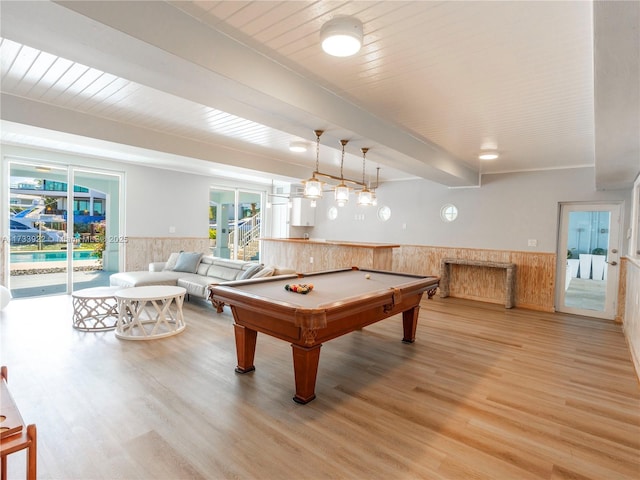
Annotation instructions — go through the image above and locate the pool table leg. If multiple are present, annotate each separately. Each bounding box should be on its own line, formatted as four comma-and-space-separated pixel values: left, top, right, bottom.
234, 323, 257, 373
291, 343, 322, 404
402, 306, 420, 343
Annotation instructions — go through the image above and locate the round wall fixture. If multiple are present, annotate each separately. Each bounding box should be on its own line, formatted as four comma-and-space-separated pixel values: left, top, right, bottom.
327, 206, 338, 220
440, 204, 458, 222
377, 205, 391, 222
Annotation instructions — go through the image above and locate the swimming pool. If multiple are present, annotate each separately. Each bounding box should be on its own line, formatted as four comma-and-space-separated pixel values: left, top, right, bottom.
10, 250, 98, 263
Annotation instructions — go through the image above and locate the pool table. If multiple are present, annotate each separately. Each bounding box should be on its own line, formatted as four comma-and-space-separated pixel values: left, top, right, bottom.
209, 267, 439, 404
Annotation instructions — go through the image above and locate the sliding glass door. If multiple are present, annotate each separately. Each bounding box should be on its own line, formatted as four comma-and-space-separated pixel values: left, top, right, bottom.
7, 161, 122, 298
8, 163, 69, 297
71, 169, 122, 292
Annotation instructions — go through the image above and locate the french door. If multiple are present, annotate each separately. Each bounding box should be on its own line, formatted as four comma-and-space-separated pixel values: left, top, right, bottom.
556, 202, 622, 319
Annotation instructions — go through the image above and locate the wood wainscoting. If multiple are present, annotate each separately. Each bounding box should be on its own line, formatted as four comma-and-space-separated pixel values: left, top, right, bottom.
622, 257, 640, 381
124, 237, 210, 272
260, 238, 398, 273
393, 246, 557, 312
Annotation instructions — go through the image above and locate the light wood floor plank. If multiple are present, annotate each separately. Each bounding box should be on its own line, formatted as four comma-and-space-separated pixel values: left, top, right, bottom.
1, 294, 638, 479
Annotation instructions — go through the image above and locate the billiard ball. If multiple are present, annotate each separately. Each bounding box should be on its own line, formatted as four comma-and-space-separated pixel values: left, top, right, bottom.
365, 274, 371, 279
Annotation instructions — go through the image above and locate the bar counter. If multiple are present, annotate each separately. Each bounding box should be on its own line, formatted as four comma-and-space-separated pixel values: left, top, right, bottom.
260, 238, 400, 272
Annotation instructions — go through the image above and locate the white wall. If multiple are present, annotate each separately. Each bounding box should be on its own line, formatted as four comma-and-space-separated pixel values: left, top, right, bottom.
310, 168, 632, 253
1, 147, 632, 255
125, 165, 211, 237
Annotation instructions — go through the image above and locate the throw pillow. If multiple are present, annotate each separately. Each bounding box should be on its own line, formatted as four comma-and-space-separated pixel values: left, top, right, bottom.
163, 252, 181, 271
252, 266, 275, 278
173, 252, 203, 273
239, 263, 263, 280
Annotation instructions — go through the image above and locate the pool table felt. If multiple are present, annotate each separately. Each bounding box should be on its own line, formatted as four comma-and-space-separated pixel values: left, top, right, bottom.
218, 269, 432, 310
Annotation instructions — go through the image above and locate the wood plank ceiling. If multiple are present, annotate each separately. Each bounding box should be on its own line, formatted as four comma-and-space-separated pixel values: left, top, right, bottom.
0, 1, 638, 189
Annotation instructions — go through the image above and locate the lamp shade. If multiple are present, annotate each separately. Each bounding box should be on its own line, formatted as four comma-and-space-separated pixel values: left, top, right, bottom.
357, 188, 373, 206
320, 17, 363, 57
303, 177, 323, 198
335, 182, 349, 206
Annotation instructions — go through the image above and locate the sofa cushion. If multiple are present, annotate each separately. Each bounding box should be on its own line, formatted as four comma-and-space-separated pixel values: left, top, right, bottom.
206, 258, 251, 281
239, 263, 263, 280
200, 256, 215, 265
173, 252, 203, 273
110, 271, 181, 288
177, 274, 214, 298
163, 252, 180, 271
196, 262, 210, 276
252, 266, 275, 278
274, 266, 296, 276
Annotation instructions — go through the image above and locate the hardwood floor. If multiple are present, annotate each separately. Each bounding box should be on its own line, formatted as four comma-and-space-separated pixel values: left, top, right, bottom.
1, 294, 638, 479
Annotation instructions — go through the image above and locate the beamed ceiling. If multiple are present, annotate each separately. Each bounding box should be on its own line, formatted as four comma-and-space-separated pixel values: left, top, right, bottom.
0, 1, 638, 190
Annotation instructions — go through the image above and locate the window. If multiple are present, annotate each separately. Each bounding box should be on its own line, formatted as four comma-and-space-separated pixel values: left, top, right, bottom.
377, 206, 391, 221
440, 204, 458, 222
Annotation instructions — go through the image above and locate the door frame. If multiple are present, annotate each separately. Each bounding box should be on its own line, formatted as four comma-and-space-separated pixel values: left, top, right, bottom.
556, 201, 623, 319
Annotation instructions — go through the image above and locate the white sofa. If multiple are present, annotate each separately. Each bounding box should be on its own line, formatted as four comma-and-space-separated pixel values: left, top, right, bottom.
110, 252, 295, 311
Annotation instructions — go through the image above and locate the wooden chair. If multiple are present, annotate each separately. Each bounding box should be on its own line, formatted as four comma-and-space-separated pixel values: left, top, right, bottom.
1, 366, 37, 480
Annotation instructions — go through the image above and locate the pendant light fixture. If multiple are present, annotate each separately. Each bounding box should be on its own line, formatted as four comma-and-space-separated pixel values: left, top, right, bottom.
371, 167, 380, 206
302, 130, 324, 199
300, 130, 382, 206
334, 140, 350, 207
357, 147, 373, 206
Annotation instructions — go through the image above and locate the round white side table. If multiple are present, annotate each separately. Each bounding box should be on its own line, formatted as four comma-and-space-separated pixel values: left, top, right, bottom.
72, 286, 121, 331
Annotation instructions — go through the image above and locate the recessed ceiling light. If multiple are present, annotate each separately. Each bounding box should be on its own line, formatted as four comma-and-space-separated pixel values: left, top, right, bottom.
289, 141, 308, 153
320, 16, 363, 57
478, 151, 499, 160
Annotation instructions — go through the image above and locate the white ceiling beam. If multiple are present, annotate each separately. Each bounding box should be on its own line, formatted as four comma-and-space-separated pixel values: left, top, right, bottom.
1, 0, 479, 187
0, 93, 311, 182
593, 1, 640, 190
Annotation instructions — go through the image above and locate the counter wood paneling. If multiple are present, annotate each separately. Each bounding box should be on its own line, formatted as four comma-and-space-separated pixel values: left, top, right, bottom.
260, 238, 399, 273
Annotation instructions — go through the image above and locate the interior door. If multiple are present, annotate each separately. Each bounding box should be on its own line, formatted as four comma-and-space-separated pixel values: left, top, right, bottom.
556, 202, 622, 319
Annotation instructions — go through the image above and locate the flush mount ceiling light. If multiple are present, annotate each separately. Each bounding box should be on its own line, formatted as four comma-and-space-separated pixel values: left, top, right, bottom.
289, 140, 308, 153
320, 16, 363, 57
478, 151, 499, 160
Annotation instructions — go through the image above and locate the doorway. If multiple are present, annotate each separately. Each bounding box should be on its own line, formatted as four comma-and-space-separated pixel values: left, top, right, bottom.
556, 202, 622, 319
209, 187, 264, 261
7, 161, 122, 298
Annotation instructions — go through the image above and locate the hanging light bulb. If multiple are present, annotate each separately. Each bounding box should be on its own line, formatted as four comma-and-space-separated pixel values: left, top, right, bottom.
303, 130, 324, 198
310, 199, 317, 208
334, 139, 350, 206
357, 147, 373, 206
